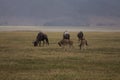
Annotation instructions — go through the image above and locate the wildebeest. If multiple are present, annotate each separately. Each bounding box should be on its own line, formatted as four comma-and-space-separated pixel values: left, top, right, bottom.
77, 31, 84, 41
77, 31, 88, 49
33, 32, 49, 47
58, 39, 73, 51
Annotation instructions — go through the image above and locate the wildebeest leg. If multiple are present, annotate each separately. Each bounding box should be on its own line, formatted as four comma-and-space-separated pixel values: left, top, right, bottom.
79, 40, 83, 50
43, 40, 45, 46
45, 38, 49, 46
39, 41, 41, 47
64, 45, 67, 51
79, 43, 82, 50
69, 41, 74, 50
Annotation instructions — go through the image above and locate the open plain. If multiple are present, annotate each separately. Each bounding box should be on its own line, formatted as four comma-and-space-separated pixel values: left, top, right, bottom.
0, 30, 120, 80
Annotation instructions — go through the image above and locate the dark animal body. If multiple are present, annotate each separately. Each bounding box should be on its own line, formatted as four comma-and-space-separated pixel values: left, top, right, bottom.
63, 34, 70, 40
33, 32, 49, 47
77, 31, 84, 40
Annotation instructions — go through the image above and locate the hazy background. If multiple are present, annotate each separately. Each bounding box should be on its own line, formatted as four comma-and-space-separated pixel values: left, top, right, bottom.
0, 0, 120, 31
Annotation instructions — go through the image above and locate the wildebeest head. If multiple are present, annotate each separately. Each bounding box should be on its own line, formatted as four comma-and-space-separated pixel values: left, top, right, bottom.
33, 41, 38, 47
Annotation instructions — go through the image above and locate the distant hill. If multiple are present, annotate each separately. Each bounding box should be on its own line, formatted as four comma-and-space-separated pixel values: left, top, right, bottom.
0, 0, 120, 27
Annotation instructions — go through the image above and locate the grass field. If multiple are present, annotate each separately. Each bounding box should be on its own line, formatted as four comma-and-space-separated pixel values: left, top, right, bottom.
0, 31, 120, 80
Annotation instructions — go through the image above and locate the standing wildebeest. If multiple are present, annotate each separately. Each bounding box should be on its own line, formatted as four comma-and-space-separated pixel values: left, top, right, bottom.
77, 31, 88, 49
33, 32, 49, 47
58, 39, 73, 51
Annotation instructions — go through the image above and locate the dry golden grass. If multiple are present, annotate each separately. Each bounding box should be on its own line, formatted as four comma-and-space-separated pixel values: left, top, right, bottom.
0, 31, 120, 80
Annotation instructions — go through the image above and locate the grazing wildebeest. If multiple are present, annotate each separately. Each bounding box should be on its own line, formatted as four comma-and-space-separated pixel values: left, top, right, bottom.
58, 39, 73, 51
33, 32, 49, 47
